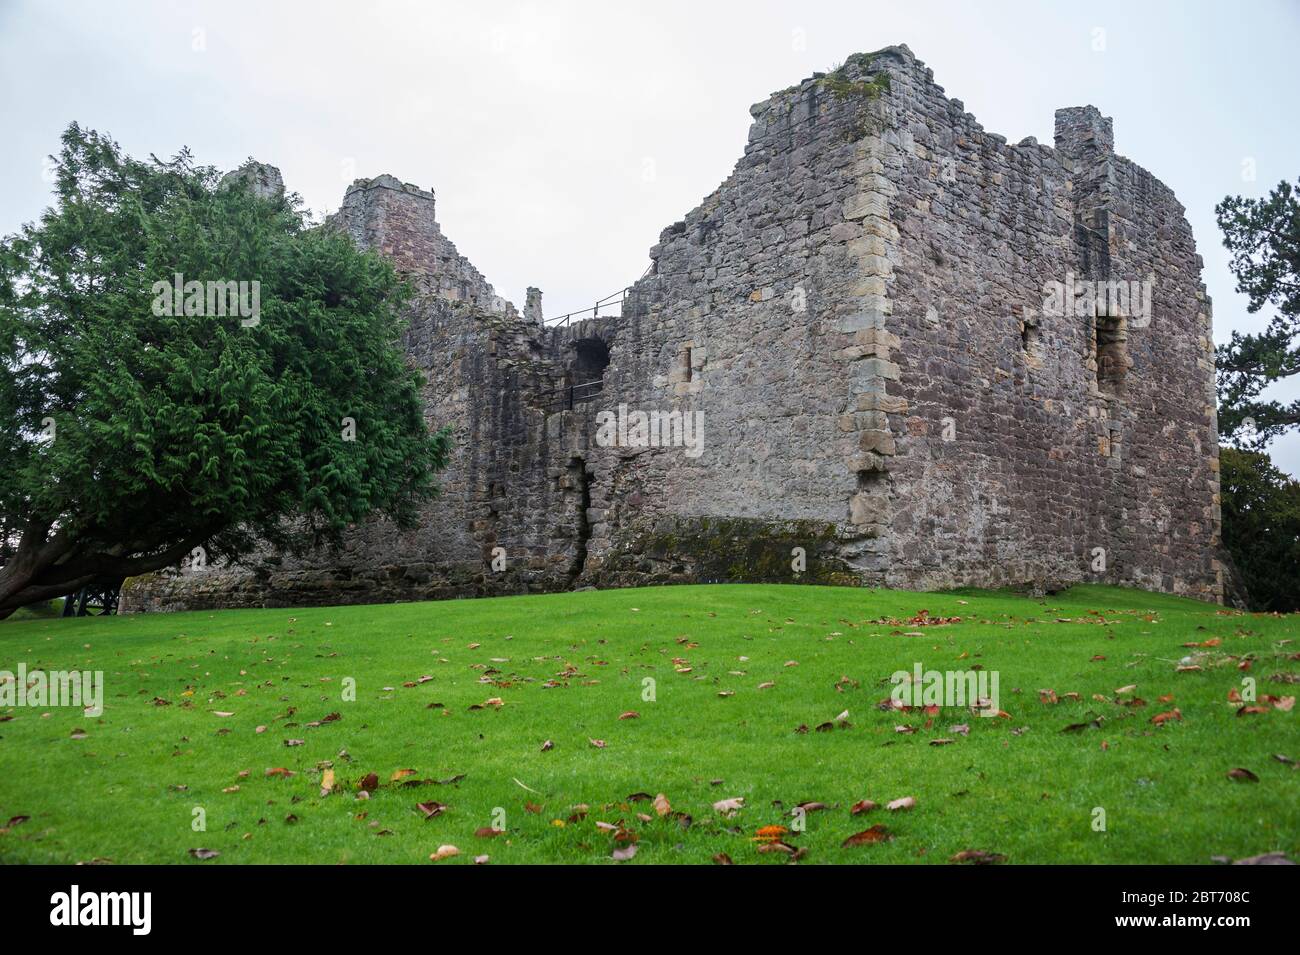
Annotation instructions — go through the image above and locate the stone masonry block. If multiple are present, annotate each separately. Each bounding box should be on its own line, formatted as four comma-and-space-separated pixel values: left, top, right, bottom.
858, 429, 896, 455
843, 192, 889, 220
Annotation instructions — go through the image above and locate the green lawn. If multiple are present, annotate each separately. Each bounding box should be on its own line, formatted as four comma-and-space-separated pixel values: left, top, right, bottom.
0, 583, 1296, 864
4, 598, 64, 621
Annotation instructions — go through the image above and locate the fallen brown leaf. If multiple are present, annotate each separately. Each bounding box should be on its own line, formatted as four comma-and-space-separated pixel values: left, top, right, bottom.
1232, 852, 1294, 865
713, 797, 745, 816
841, 824, 892, 846
951, 849, 1006, 864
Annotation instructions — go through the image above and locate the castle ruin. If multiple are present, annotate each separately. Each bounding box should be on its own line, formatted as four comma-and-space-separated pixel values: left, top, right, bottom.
122, 45, 1225, 612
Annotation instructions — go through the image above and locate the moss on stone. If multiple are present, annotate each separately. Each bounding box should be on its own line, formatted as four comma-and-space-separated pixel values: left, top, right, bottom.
621, 516, 859, 587
819, 59, 890, 142
821, 71, 890, 102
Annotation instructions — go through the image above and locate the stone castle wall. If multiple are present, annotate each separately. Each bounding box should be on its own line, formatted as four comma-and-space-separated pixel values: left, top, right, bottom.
121, 44, 1222, 613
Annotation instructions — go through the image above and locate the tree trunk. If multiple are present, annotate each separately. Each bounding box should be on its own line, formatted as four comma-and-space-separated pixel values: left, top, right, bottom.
0, 525, 212, 618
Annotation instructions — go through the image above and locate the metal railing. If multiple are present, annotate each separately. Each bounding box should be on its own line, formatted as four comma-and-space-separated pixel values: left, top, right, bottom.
543, 286, 634, 328
542, 265, 654, 327
536, 378, 606, 413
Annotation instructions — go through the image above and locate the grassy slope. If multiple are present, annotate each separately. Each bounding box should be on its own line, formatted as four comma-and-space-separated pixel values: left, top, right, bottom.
0, 583, 1296, 865
4, 598, 63, 621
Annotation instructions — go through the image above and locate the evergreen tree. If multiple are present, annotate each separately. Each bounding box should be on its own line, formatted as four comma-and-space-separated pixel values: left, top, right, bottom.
1219, 447, 1300, 611
1216, 177, 1300, 444
0, 126, 449, 617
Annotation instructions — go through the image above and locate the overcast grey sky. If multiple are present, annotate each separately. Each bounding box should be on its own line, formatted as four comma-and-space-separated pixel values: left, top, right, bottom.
2, 0, 1298, 472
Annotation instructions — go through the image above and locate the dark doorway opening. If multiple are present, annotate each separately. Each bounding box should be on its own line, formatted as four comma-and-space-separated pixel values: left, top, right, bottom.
568, 337, 610, 406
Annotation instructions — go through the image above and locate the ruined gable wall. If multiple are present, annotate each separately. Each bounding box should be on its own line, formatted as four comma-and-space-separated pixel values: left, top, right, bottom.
577, 61, 890, 586
331, 176, 517, 316
876, 55, 1220, 598
582, 45, 1221, 600
878, 55, 1098, 591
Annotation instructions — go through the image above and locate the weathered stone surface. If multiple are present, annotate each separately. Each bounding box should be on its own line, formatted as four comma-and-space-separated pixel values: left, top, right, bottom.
219, 161, 285, 200
120, 44, 1223, 612
328, 175, 515, 316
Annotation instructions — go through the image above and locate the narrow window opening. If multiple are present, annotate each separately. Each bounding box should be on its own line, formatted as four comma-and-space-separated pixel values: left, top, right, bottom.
1021, 316, 1040, 354
1094, 312, 1127, 396
564, 456, 593, 587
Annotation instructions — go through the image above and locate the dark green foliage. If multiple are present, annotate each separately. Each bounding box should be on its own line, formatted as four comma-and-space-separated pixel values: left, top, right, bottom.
1219, 447, 1300, 611
0, 125, 449, 616
1215, 178, 1300, 444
